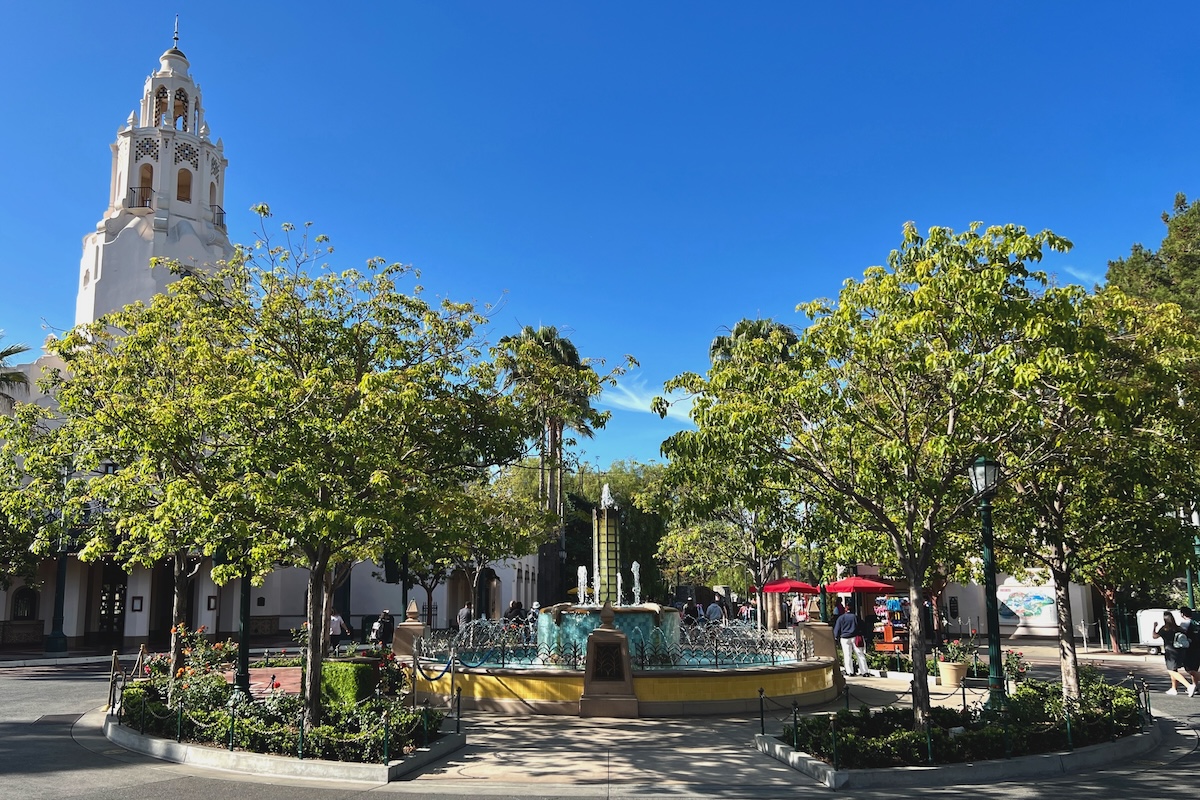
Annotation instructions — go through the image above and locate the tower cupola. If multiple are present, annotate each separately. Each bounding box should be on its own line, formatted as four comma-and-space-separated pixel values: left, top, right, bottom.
75, 25, 233, 326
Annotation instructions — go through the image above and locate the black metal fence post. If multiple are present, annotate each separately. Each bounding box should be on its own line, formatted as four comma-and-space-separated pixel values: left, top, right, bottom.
298, 711, 305, 760
792, 702, 799, 750
456, 687, 462, 735
759, 688, 765, 736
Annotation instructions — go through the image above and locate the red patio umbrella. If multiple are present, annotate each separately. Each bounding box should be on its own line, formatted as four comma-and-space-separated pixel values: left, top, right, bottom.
759, 577, 820, 594
824, 576, 893, 593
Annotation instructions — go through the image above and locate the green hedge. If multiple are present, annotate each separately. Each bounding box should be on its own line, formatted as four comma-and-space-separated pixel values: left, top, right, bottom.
321, 659, 379, 705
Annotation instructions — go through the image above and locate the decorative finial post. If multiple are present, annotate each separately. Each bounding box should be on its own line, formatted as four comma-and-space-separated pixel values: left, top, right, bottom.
173, 15, 180, 48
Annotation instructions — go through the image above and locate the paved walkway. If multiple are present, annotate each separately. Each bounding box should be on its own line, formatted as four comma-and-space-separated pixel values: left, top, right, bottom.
0, 633, 1187, 799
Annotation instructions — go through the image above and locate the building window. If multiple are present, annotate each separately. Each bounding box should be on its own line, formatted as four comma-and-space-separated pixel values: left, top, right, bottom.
12, 587, 37, 621
174, 88, 189, 131
177, 168, 192, 202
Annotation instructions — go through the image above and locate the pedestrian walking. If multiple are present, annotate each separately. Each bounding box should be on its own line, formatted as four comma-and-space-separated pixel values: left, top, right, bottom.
1152, 611, 1196, 696
834, 609, 871, 677
456, 600, 474, 629
329, 608, 351, 653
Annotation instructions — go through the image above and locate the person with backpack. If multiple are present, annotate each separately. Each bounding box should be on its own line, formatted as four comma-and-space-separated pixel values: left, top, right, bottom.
1152, 610, 1196, 695
369, 609, 394, 650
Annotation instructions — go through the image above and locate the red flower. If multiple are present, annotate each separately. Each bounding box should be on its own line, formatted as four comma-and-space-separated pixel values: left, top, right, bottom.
970, 629, 977, 635
272, 681, 281, 689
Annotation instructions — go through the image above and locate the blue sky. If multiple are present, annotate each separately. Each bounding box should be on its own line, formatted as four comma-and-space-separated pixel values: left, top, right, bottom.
2, 3, 1198, 469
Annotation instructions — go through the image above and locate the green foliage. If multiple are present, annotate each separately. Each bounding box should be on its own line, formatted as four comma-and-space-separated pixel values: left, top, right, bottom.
119, 683, 440, 763
780, 672, 1140, 768
321, 660, 379, 705
1106, 192, 1200, 324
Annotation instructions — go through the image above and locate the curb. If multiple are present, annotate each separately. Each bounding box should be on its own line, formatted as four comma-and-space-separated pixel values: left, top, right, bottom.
102, 712, 466, 783
755, 718, 1163, 789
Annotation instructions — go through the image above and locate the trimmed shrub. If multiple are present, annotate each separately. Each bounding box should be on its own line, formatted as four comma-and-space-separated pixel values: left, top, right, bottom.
321, 659, 379, 705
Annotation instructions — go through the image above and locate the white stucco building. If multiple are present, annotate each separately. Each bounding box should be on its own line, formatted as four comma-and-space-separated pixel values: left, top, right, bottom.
0, 37, 537, 652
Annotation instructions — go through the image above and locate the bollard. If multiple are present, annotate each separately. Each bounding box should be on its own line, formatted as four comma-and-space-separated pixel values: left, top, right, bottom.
759, 689, 766, 736
382, 711, 390, 765
298, 711, 305, 760
792, 702, 799, 750
830, 718, 840, 770
455, 687, 462, 735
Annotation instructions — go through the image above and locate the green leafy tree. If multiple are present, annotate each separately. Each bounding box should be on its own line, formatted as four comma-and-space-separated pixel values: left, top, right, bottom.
998, 286, 1200, 699
658, 222, 1071, 730
1106, 193, 1200, 323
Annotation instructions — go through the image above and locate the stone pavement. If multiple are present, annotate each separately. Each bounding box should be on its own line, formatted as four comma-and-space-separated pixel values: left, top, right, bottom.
0, 633, 1188, 799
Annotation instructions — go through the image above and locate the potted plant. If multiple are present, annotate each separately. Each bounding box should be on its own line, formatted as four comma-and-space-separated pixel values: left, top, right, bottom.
937, 632, 977, 688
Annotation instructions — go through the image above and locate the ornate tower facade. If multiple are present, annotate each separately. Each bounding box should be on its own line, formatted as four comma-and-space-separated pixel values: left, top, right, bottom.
75, 34, 233, 326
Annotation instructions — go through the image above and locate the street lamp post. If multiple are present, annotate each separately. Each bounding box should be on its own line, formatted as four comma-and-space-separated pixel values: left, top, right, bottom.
234, 568, 252, 699
968, 456, 1004, 708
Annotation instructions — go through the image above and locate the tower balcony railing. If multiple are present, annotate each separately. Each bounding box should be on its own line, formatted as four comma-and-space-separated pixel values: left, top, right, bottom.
210, 204, 226, 229
126, 186, 153, 209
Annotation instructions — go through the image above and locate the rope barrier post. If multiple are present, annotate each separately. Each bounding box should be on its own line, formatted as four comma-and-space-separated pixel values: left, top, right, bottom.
456, 686, 462, 735
926, 724, 933, 764
792, 701, 799, 750
830, 717, 839, 770
1064, 706, 1073, 751
298, 711, 305, 760
759, 689, 765, 736
1003, 710, 1010, 758
422, 705, 429, 747
844, 685, 850, 710
177, 701, 183, 743
382, 710, 390, 765
961, 682, 967, 711
228, 704, 236, 751
140, 692, 146, 735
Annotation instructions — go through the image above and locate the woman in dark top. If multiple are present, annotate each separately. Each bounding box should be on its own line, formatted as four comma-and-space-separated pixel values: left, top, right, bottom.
1152, 610, 1196, 696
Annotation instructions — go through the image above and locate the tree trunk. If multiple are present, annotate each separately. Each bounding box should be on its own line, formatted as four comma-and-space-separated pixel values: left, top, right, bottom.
907, 575, 931, 731
1052, 567, 1081, 702
304, 555, 329, 728
167, 549, 190, 706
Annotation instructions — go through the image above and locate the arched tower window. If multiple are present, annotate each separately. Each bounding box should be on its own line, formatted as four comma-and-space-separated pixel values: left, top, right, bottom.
177, 168, 192, 202
130, 164, 154, 208
209, 182, 216, 206
174, 89, 190, 131
154, 86, 169, 126
12, 587, 37, 621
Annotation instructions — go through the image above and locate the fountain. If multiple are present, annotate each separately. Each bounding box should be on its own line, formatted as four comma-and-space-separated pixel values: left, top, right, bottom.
406, 484, 839, 716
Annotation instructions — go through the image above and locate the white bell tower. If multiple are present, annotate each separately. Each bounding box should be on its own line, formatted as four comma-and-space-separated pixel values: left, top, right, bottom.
75, 25, 233, 326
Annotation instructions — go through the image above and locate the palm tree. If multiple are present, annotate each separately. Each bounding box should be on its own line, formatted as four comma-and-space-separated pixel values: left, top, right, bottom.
0, 337, 30, 410
497, 326, 604, 600
709, 318, 798, 365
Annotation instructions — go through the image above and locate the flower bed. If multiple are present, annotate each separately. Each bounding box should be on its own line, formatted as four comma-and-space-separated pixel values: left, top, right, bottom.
120, 626, 436, 764
780, 667, 1142, 769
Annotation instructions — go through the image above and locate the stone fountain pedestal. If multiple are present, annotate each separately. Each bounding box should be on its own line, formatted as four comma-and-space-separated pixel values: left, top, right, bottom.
579, 602, 639, 718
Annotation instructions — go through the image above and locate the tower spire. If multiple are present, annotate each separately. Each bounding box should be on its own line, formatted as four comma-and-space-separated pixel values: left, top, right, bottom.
173, 15, 179, 49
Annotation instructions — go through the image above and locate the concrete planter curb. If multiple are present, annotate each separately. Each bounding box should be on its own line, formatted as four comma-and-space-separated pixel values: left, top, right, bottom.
755, 718, 1162, 789
103, 713, 465, 783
